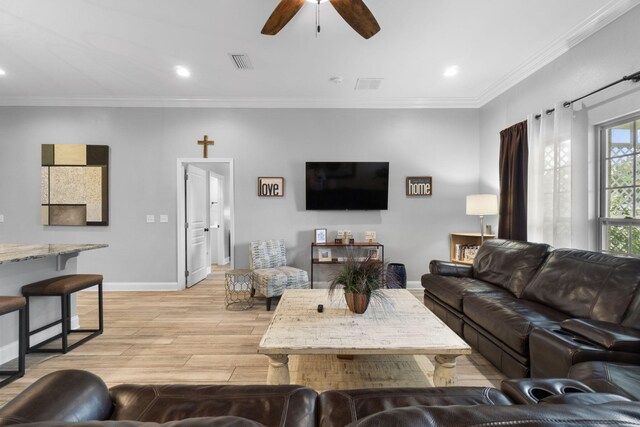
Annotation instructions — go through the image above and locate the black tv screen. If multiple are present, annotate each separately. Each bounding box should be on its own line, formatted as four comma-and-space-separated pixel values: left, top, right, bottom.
305, 162, 389, 210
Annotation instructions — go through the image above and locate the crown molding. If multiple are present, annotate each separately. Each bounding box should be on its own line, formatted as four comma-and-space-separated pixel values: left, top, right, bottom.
0, 96, 479, 109
476, 0, 640, 107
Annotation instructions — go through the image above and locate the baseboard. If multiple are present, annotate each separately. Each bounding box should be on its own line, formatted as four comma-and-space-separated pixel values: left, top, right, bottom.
0, 316, 80, 365
407, 280, 422, 289
101, 282, 180, 291
312, 281, 330, 289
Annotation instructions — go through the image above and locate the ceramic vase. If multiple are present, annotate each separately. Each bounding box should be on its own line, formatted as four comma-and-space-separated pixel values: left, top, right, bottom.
345, 292, 370, 314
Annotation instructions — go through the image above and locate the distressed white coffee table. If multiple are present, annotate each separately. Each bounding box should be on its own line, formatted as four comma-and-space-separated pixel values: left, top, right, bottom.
257, 289, 471, 387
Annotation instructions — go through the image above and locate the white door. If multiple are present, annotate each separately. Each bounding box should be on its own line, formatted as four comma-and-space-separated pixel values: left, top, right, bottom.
185, 164, 208, 287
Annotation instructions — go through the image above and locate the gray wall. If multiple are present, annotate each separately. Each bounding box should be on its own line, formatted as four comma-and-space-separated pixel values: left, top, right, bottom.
0, 107, 481, 286
479, 5, 640, 249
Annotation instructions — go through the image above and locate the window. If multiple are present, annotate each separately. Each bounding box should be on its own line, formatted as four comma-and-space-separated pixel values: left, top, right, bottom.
599, 117, 640, 256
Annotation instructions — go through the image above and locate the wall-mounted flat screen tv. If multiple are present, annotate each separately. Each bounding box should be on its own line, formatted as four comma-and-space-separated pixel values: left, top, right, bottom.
305, 162, 389, 210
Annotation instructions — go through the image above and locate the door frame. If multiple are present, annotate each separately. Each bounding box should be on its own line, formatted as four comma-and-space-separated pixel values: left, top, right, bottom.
176, 158, 235, 290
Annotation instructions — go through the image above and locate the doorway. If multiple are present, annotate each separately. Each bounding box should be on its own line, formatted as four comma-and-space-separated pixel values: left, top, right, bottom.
209, 171, 231, 272
176, 158, 235, 290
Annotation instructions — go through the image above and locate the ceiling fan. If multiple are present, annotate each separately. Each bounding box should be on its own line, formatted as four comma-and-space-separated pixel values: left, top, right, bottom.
261, 0, 380, 39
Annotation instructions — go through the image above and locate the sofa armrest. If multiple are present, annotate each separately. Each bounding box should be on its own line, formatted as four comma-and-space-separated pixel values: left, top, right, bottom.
540, 393, 631, 404
429, 260, 473, 277
0, 370, 112, 426
561, 319, 640, 353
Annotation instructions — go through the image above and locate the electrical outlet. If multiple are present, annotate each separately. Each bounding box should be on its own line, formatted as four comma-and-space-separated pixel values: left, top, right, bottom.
159, 215, 169, 223
0, 214, 4, 223
146, 215, 155, 223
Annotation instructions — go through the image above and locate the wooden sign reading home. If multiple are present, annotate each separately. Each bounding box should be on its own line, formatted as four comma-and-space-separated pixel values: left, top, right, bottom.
406, 176, 432, 197
258, 177, 284, 197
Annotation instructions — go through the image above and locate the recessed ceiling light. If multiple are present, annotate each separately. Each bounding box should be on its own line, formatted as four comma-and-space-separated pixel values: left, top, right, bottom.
444, 66, 460, 78
175, 66, 191, 78
0, 68, 6, 76
305, 0, 329, 3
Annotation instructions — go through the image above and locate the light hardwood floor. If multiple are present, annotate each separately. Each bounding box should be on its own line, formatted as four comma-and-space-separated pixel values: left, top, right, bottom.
0, 274, 504, 407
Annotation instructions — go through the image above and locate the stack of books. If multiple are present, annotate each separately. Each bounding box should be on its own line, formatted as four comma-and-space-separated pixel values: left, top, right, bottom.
455, 244, 480, 262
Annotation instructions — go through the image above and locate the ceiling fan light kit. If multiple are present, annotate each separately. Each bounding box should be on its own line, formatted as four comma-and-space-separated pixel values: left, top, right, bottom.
261, 0, 380, 39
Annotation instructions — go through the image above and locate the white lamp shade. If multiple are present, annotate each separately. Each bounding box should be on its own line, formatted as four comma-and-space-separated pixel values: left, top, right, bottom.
466, 194, 499, 216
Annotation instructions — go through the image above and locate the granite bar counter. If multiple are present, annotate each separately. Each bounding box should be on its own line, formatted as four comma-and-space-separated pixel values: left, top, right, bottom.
0, 244, 107, 365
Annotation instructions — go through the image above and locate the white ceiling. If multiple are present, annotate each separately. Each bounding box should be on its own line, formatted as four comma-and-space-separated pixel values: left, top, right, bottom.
0, 0, 638, 108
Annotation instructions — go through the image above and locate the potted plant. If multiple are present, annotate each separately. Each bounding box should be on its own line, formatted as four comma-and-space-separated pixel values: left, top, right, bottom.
328, 250, 389, 314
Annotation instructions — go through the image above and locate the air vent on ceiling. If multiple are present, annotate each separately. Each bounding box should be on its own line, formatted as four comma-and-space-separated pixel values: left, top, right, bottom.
355, 78, 383, 90
229, 54, 253, 70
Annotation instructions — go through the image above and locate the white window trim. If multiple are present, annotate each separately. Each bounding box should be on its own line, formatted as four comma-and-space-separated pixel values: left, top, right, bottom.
597, 113, 640, 255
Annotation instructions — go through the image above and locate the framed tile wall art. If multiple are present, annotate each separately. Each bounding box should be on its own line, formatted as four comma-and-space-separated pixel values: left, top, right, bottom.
41, 144, 109, 226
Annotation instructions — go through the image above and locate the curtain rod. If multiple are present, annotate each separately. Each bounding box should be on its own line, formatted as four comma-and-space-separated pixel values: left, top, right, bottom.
534, 70, 640, 120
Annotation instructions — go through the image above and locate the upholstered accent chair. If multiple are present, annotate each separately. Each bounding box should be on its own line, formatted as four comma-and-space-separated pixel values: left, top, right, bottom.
250, 239, 309, 311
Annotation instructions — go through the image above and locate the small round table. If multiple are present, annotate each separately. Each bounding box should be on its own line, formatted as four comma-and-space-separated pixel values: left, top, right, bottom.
225, 269, 255, 310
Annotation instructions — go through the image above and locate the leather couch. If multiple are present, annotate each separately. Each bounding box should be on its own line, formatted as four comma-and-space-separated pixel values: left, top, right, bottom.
569, 361, 640, 401
422, 239, 640, 378
1, 370, 638, 427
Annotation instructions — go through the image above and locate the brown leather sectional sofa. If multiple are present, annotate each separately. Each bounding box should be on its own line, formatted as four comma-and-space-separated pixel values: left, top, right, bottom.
422, 239, 640, 378
1, 369, 639, 426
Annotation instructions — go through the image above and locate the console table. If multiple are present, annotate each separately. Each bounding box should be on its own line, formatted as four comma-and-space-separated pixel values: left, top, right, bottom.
310, 241, 384, 287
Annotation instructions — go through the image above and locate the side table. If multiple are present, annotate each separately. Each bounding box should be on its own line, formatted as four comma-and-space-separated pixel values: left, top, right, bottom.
225, 269, 254, 310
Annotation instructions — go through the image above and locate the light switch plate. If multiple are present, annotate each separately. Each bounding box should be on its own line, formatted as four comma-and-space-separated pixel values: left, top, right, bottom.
0, 214, 4, 223
160, 215, 169, 223
146, 215, 155, 223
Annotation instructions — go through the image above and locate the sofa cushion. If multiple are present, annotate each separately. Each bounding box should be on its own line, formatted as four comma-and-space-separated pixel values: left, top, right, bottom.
463, 294, 569, 355
253, 267, 309, 298
472, 239, 552, 297
421, 274, 510, 312
318, 387, 511, 427
249, 240, 287, 269
346, 402, 640, 427
569, 362, 640, 401
109, 384, 317, 427
521, 249, 640, 323
15, 417, 267, 426
0, 370, 112, 426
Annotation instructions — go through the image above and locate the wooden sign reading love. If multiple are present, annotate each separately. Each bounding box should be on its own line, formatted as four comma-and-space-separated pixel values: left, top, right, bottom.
257, 177, 284, 197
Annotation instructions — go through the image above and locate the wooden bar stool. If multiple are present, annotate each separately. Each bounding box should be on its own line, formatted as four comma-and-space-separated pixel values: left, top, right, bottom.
22, 274, 103, 354
0, 296, 26, 387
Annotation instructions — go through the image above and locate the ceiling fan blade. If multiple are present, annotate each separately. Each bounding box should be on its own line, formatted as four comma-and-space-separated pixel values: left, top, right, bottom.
261, 0, 305, 36
329, 0, 380, 39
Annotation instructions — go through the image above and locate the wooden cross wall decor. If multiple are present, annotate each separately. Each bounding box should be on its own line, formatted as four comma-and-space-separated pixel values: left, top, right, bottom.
197, 135, 215, 158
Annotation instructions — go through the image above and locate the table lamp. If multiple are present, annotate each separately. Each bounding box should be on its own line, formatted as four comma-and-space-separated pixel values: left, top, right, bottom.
466, 194, 498, 243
